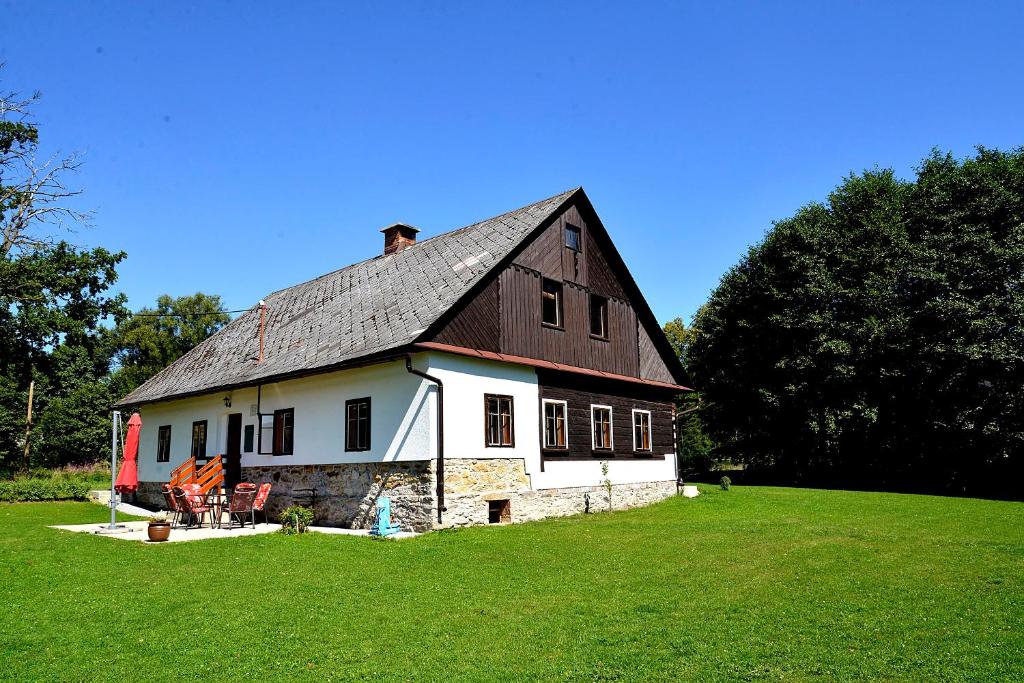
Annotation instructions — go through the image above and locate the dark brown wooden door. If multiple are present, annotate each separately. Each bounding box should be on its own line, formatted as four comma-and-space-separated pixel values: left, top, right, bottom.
225, 413, 243, 487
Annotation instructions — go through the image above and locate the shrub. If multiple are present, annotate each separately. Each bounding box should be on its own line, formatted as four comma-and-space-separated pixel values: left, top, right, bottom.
278, 505, 314, 535
0, 477, 92, 503
720, 476, 731, 491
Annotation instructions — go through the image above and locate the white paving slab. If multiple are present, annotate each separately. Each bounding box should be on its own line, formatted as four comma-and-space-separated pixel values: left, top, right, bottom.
49, 521, 419, 543
50, 521, 281, 543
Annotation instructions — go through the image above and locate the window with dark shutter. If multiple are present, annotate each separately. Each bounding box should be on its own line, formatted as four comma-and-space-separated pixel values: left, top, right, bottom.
485, 394, 514, 447
345, 398, 371, 451
273, 408, 294, 455
542, 279, 563, 327
157, 425, 172, 462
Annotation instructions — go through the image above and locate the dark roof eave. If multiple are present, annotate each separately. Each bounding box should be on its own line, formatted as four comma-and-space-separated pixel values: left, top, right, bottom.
111, 347, 415, 410
414, 342, 692, 392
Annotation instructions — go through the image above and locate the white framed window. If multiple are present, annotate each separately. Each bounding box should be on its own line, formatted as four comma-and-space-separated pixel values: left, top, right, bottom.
542, 399, 568, 449
632, 409, 652, 452
591, 405, 613, 451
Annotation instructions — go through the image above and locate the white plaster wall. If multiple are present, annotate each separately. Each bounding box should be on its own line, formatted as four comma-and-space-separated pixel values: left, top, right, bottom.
135, 351, 675, 489
420, 351, 675, 490
135, 359, 433, 482
421, 351, 540, 461
532, 455, 676, 489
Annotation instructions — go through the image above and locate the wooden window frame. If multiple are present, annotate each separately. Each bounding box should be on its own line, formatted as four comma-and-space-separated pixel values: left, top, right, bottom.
589, 293, 609, 340
257, 414, 274, 455
542, 399, 568, 450
484, 394, 515, 448
243, 424, 255, 453
632, 409, 653, 453
564, 223, 582, 252
541, 278, 563, 329
345, 397, 372, 452
191, 420, 208, 460
273, 408, 294, 456
157, 425, 172, 463
590, 404, 613, 452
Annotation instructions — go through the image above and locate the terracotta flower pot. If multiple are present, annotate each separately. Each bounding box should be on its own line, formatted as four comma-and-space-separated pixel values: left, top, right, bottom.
147, 522, 171, 542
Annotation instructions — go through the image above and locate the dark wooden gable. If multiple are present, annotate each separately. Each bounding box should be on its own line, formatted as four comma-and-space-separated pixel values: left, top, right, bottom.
424, 191, 685, 385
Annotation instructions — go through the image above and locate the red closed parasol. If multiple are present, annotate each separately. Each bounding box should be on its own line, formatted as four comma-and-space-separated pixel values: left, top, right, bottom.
114, 413, 142, 494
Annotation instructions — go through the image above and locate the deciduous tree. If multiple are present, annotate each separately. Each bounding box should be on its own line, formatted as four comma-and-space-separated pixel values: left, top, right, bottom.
688, 148, 1024, 497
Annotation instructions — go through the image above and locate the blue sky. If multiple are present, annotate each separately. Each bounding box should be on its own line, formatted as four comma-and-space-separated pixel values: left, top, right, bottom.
2, 1, 1022, 324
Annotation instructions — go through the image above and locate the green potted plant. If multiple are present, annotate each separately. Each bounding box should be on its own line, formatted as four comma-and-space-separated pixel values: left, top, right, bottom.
147, 511, 171, 542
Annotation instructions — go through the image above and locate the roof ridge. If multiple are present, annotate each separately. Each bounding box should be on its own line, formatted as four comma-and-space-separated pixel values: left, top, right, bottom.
115, 186, 583, 407
259, 187, 579, 302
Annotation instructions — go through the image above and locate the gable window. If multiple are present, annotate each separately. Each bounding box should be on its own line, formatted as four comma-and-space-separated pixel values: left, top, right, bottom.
157, 425, 172, 463
589, 294, 608, 339
565, 223, 581, 251
591, 405, 613, 451
542, 399, 568, 449
485, 394, 514, 447
542, 279, 563, 327
345, 397, 371, 451
258, 409, 294, 455
632, 409, 652, 452
191, 420, 207, 459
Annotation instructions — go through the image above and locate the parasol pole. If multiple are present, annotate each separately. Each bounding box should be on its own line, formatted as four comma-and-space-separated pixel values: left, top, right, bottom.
97, 410, 127, 533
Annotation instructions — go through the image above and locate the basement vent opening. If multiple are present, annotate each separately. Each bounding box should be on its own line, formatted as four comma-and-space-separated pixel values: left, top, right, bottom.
488, 499, 511, 524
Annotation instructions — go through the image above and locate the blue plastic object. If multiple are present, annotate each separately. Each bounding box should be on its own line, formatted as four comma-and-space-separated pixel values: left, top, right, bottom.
370, 496, 401, 536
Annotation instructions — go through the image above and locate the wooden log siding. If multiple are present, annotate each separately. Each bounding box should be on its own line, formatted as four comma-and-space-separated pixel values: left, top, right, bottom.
432, 277, 501, 351
538, 373, 674, 460
427, 199, 680, 385
585, 226, 626, 300
514, 203, 589, 286
497, 265, 640, 377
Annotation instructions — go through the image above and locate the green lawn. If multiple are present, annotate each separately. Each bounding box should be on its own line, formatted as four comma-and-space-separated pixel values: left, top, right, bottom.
1, 487, 1022, 681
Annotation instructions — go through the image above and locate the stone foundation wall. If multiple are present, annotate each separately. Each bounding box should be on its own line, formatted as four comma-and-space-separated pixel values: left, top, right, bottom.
241, 461, 435, 532
136, 457, 675, 532
441, 458, 676, 527
134, 481, 166, 508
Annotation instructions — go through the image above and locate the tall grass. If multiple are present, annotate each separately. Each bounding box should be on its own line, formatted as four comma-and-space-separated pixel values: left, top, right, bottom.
0, 462, 110, 502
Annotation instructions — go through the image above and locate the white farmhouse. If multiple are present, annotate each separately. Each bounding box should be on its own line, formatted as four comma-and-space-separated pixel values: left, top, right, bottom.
116, 188, 689, 530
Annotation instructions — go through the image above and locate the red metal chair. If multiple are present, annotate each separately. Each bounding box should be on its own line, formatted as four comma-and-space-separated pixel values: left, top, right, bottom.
173, 484, 214, 529
253, 483, 272, 523
161, 484, 183, 527
224, 483, 258, 529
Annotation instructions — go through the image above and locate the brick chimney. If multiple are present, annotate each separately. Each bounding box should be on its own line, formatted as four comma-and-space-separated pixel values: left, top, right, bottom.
381, 223, 419, 255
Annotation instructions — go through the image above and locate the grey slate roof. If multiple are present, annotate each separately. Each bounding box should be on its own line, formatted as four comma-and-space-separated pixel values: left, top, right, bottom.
115, 188, 578, 407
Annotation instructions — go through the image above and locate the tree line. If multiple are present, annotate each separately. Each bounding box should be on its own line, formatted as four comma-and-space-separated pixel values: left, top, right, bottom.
671, 148, 1024, 499
0, 72, 229, 473
6, 67, 1022, 497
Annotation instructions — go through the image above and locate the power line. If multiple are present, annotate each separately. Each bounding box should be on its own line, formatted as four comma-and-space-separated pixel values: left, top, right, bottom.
4, 294, 257, 318
128, 308, 254, 318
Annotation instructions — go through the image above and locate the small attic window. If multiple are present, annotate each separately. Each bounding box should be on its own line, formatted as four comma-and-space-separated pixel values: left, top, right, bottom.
565, 224, 581, 251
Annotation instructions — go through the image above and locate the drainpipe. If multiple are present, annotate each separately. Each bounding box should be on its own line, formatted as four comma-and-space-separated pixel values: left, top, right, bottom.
405, 355, 445, 524
257, 300, 266, 363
